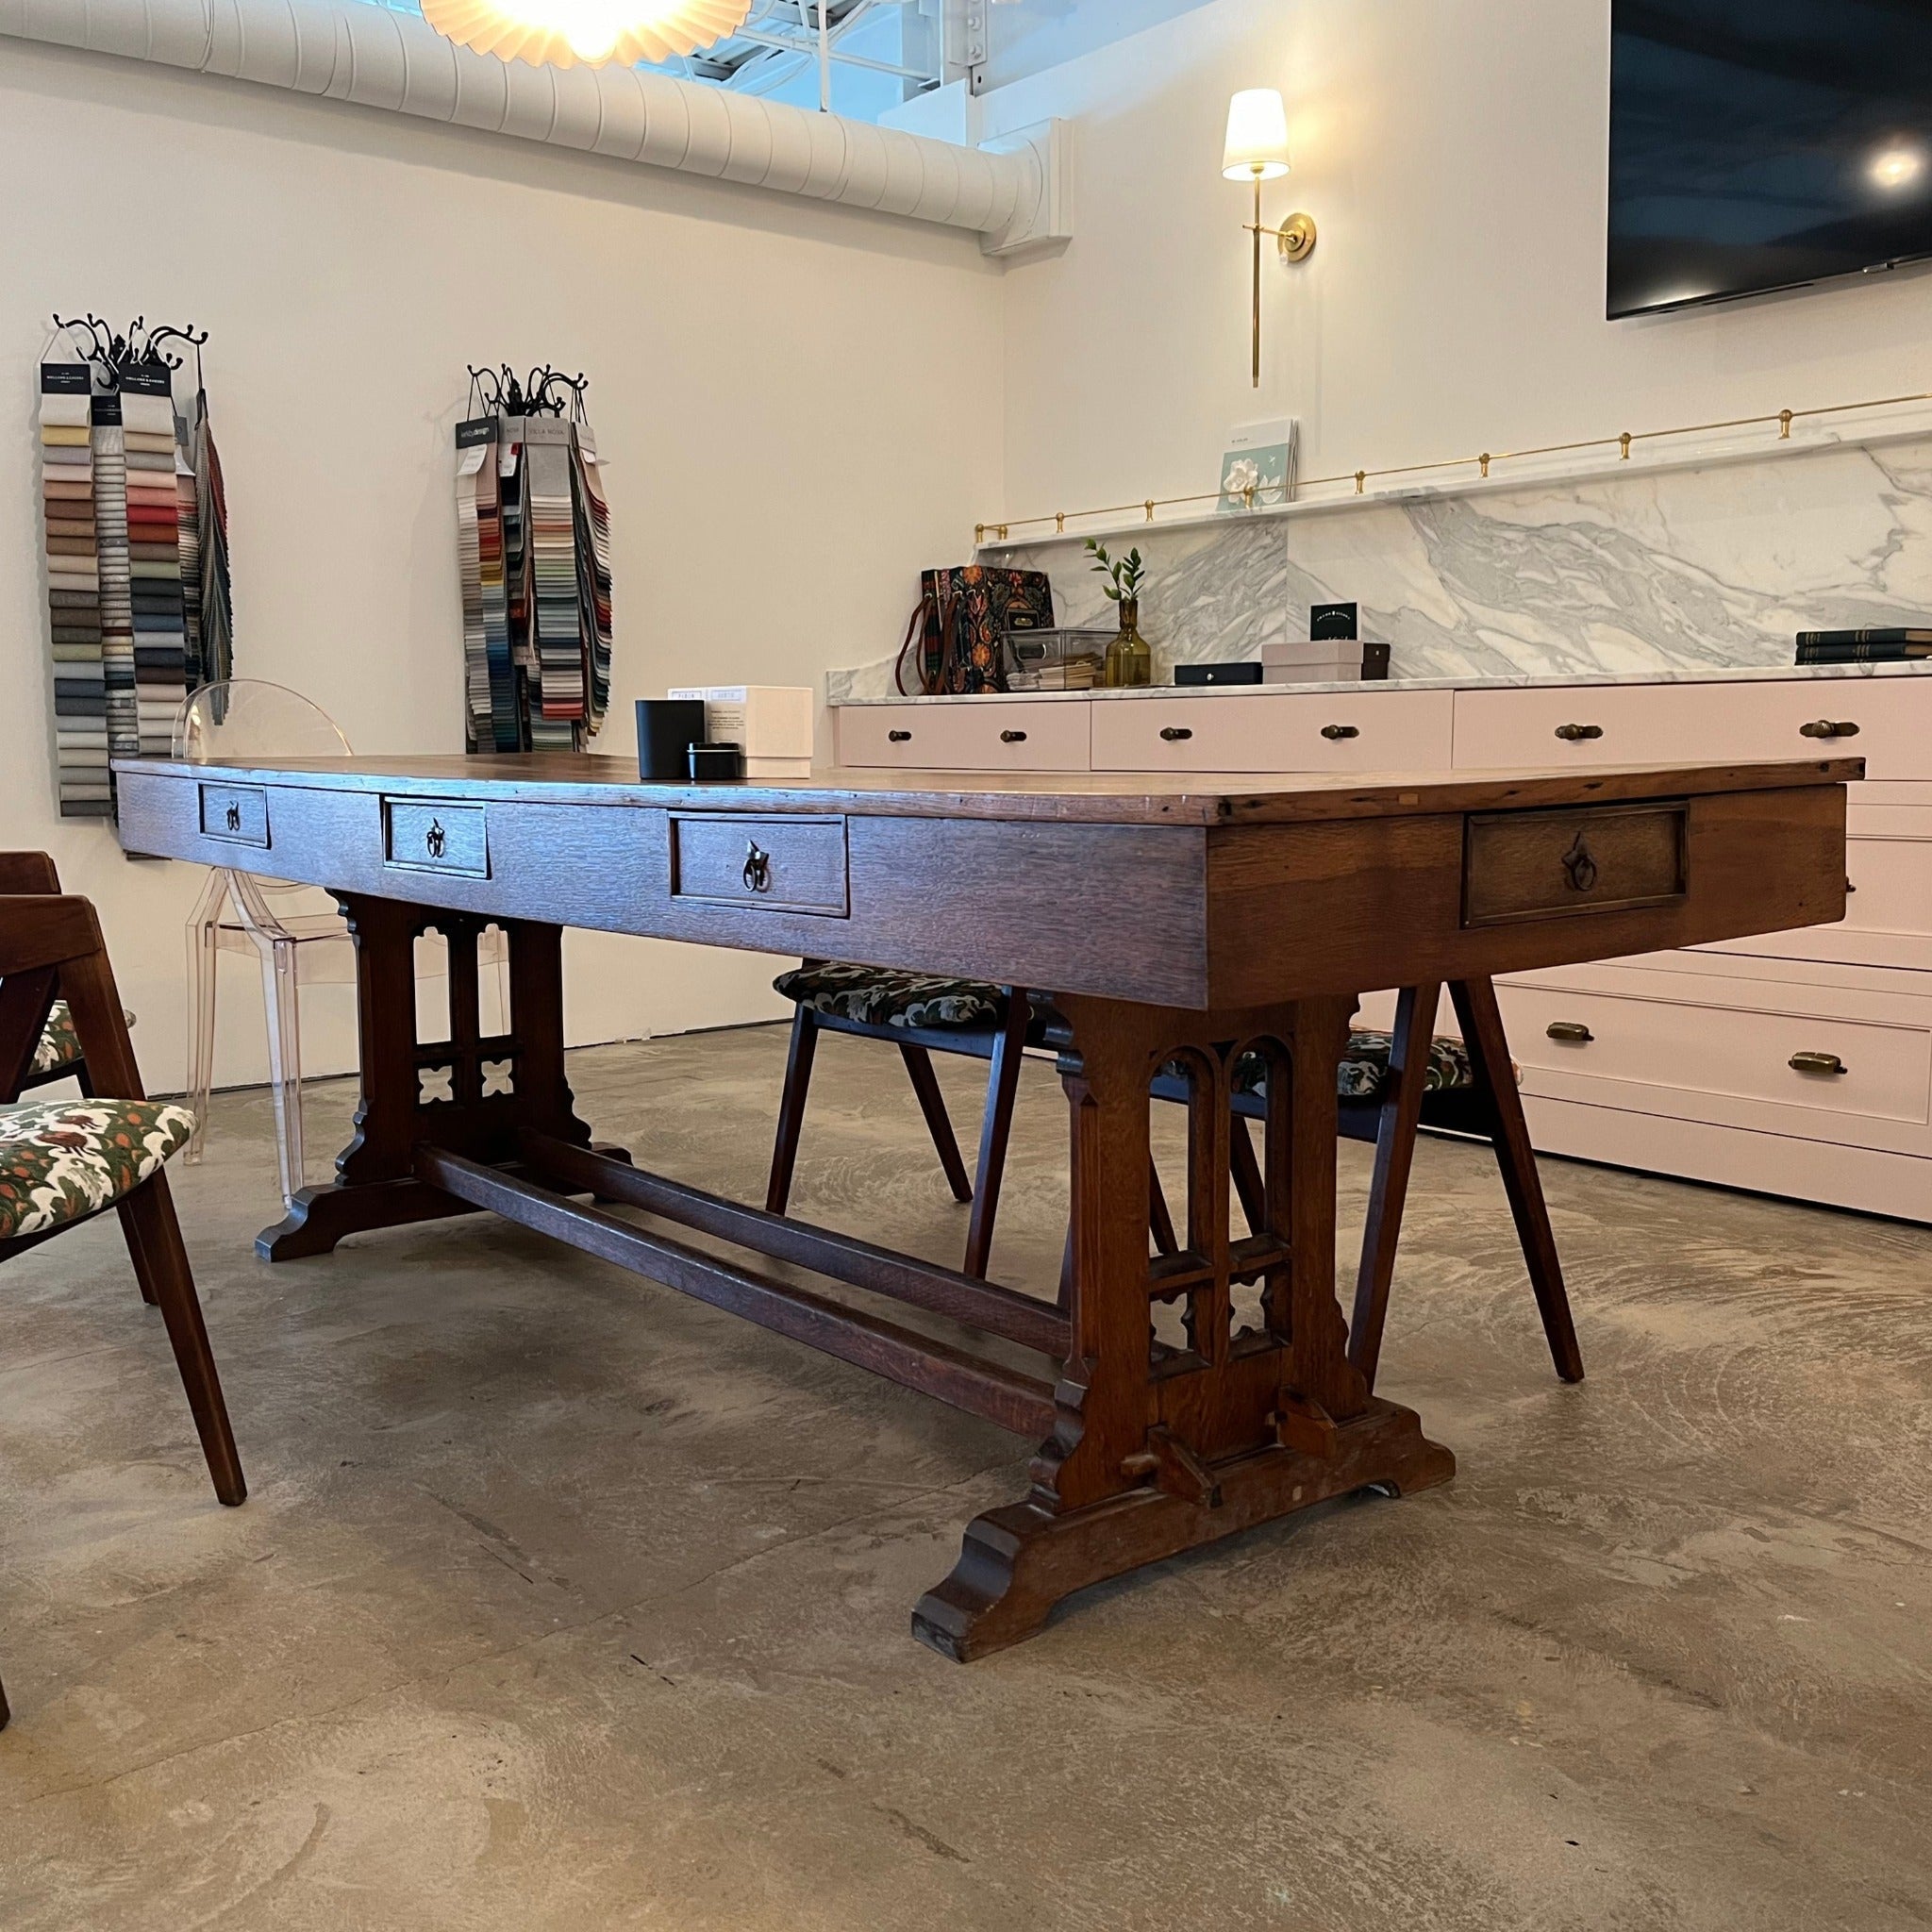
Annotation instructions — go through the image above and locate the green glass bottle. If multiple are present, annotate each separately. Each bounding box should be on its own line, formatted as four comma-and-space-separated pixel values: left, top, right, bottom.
1104, 596, 1153, 689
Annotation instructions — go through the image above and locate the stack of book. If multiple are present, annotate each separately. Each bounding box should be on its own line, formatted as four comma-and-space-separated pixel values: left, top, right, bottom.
1795, 627, 1932, 664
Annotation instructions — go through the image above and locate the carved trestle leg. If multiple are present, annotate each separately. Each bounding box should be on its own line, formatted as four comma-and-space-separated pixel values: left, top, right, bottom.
912, 992, 1454, 1661
257, 893, 603, 1260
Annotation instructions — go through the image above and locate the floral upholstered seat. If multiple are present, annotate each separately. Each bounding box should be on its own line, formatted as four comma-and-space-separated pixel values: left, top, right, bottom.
774, 964, 1009, 1031
1161, 1030, 1475, 1102
29, 1000, 83, 1078
0, 1099, 195, 1243
25, 999, 137, 1081
1243, 1029, 1475, 1102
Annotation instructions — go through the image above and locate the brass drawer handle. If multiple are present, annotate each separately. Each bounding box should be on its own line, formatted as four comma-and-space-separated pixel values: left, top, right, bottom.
1321, 724, 1360, 741
1560, 832, 1598, 892
1546, 1020, 1594, 1043
887, 729, 911, 742
1000, 729, 1028, 743
1799, 719, 1860, 740
1159, 725, 1193, 741
1555, 723, 1604, 741
742, 840, 772, 893
1789, 1050, 1847, 1076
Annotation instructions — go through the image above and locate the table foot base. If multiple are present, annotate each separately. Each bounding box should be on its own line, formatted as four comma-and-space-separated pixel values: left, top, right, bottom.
910, 1399, 1453, 1662
257, 1145, 631, 1261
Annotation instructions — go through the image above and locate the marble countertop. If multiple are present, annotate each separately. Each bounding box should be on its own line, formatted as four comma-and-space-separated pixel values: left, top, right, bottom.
829, 661, 1932, 706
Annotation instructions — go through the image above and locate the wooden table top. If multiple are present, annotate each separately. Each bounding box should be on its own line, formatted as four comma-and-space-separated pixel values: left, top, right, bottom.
113, 752, 1866, 826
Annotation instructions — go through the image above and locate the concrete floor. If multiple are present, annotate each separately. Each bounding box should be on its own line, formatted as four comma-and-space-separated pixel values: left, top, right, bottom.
1, 1025, 1929, 1930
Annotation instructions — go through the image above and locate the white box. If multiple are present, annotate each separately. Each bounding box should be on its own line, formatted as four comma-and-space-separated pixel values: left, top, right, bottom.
1261, 656, 1362, 684
743, 756, 814, 780
667, 685, 814, 759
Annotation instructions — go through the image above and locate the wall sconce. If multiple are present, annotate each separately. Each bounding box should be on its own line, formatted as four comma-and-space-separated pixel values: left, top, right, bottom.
1223, 88, 1316, 388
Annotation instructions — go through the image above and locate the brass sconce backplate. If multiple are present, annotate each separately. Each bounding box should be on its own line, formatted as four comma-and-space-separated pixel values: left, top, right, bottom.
1277, 212, 1317, 262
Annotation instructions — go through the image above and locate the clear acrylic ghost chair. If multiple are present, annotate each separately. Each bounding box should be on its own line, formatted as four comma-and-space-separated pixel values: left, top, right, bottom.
175, 680, 508, 1207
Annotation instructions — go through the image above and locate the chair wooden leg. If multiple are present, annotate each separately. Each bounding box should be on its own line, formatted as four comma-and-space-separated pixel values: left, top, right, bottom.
1148, 1158, 1179, 1256
962, 998, 1029, 1279
765, 1007, 820, 1216
113, 1173, 247, 1506
1229, 1115, 1266, 1238
1347, 983, 1440, 1391
900, 1043, 974, 1205
116, 1193, 162, 1307
1449, 977, 1585, 1385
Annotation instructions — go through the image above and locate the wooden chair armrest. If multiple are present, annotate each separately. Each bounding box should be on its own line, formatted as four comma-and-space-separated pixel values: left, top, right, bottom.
0, 896, 102, 977
0, 896, 144, 1101
0, 852, 61, 895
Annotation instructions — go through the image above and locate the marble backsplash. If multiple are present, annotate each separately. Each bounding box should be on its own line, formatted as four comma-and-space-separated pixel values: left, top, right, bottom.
827, 432, 1932, 699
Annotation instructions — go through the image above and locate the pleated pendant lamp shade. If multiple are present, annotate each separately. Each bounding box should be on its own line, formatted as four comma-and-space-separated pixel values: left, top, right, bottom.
422, 0, 753, 68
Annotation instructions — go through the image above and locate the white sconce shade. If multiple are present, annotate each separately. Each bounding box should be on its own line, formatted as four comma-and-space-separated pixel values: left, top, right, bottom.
1223, 89, 1291, 180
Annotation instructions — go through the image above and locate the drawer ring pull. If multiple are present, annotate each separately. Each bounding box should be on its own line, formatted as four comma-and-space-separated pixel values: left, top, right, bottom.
1545, 1021, 1594, 1044
1789, 1050, 1848, 1076
742, 841, 772, 894
224, 801, 242, 834
887, 729, 912, 742
1555, 723, 1605, 741
1000, 729, 1028, 743
1320, 724, 1360, 741
1560, 832, 1598, 893
1799, 719, 1859, 740
1159, 725, 1193, 741
425, 818, 447, 860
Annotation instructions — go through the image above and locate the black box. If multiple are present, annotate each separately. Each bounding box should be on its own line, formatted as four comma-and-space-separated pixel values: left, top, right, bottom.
636, 698, 709, 780
1174, 661, 1264, 686
1311, 602, 1358, 641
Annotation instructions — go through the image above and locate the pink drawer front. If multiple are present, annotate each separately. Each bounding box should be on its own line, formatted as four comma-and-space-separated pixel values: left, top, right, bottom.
1500, 981, 1932, 1126
1091, 689, 1453, 774
1453, 674, 1932, 780
1707, 678, 1932, 782
836, 700, 1090, 772
1453, 683, 1740, 770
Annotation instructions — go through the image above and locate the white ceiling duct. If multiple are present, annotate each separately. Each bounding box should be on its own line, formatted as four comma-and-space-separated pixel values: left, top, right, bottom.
0, 0, 1069, 254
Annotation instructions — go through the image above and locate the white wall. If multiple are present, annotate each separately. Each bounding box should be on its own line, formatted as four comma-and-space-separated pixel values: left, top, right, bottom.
982, 0, 1932, 528
0, 39, 1003, 1093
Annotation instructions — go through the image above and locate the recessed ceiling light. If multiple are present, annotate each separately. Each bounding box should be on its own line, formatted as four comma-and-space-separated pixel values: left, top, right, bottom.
1870, 146, 1925, 192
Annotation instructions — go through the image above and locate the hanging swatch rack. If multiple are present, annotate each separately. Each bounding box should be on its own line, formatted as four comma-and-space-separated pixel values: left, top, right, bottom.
455, 365, 613, 754
38, 314, 232, 820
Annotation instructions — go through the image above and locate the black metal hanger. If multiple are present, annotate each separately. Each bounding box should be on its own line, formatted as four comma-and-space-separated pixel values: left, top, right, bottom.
52, 313, 208, 391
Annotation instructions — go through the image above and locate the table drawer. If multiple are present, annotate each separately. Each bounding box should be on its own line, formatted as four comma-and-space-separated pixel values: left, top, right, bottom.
836, 701, 1090, 771
1463, 801, 1687, 926
1091, 689, 1453, 773
672, 813, 849, 915
198, 781, 270, 848
1504, 981, 1932, 1126
384, 798, 490, 878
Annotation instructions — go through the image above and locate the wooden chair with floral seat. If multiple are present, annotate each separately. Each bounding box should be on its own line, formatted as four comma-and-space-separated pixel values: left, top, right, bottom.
0, 852, 125, 1100
0, 858, 247, 1731
767, 962, 1581, 1390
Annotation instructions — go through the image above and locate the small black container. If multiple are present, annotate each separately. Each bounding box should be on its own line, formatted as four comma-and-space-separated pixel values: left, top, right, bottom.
1174, 661, 1264, 686
637, 698, 708, 780
687, 742, 745, 781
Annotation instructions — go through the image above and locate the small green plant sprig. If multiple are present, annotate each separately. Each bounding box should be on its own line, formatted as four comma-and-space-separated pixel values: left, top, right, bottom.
1084, 538, 1146, 604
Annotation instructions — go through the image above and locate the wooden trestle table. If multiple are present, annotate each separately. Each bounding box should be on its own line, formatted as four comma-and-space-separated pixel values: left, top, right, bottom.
115, 752, 1857, 1660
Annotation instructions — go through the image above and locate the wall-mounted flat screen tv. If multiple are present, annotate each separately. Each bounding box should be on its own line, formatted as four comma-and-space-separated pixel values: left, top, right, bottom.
1609, 0, 1932, 318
